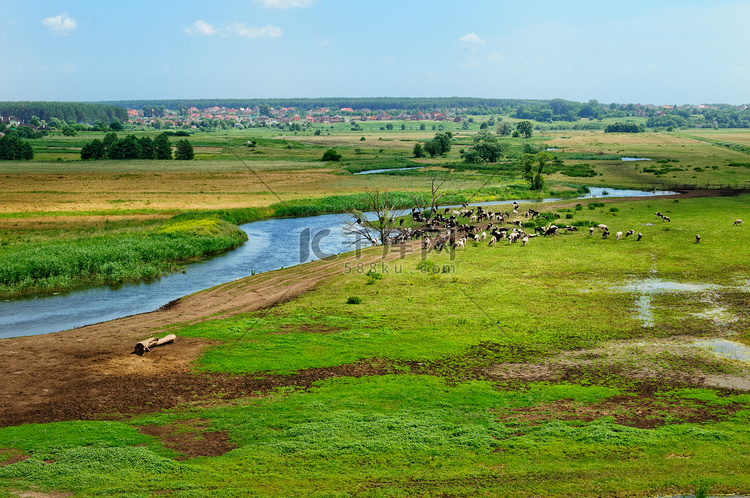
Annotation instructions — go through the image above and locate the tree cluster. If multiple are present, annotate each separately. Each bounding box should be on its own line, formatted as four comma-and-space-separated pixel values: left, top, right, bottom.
80, 132, 191, 161
516, 121, 533, 138
422, 132, 452, 158
462, 131, 506, 164
604, 122, 645, 133
0, 133, 34, 160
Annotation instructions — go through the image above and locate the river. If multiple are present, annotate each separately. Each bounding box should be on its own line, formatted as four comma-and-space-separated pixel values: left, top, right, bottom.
0, 187, 674, 339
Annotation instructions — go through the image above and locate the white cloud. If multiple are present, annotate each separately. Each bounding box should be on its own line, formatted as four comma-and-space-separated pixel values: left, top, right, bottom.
382, 56, 397, 64
253, 0, 318, 8
41, 13, 76, 35
62, 62, 75, 73
184, 21, 281, 38
319, 38, 333, 47
184, 20, 217, 36
458, 32, 485, 51
224, 23, 282, 38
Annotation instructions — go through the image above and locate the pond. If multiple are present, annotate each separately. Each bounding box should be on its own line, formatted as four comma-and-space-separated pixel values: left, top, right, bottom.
0, 188, 677, 339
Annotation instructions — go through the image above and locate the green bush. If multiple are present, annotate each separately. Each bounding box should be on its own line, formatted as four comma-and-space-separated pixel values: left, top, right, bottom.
321, 149, 342, 161
347, 296, 362, 305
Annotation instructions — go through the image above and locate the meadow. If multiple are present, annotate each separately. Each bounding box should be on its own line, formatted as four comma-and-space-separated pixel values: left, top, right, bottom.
1, 121, 750, 496
2, 194, 750, 496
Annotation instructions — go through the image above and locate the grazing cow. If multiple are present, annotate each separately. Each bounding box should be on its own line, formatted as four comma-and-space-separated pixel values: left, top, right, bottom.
662, 216, 670, 222
696, 234, 701, 244
488, 236, 496, 246
625, 230, 634, 238
589, 226, 595, 235
616, 231, 623, 240
734, 219, 743, 226
521, 235, 529, 246
637, 232, 643, 241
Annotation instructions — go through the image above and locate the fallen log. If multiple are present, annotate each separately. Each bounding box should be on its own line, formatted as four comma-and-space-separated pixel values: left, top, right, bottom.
132, 334, 176, 355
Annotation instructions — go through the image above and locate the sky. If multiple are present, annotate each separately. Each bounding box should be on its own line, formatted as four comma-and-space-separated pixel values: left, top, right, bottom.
1, 0, 749, 105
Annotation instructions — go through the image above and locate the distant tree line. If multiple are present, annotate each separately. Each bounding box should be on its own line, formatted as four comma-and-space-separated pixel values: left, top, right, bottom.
80, 132, 193, 160
0, 102, 127, 125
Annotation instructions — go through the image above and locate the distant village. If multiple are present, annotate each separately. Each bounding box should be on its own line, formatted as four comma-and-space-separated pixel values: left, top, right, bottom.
125, 105, 469, 129
1, 101, 747, 132
117, 103, 745, 129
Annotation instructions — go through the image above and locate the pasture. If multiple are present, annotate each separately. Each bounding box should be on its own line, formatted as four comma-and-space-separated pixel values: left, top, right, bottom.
2, 123, 750, 496
1, 194, 750, 496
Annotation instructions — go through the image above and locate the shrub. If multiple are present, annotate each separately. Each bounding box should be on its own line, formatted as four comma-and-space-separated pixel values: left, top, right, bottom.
609, 207, 619, 212
321, 149, 342, 161
347, 296, 362, 305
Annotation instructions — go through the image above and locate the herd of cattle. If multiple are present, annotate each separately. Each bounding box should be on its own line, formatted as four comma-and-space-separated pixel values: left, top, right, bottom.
382, 202, 743, 250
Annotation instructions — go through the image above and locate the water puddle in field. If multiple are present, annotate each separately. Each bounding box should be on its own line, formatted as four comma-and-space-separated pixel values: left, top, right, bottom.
354, 166, 424, 175
614, 279, 722, 328
618, 279, 720, 294
694, 306, 737, 324
621, 157, 651, 161
695, 339, 750, 361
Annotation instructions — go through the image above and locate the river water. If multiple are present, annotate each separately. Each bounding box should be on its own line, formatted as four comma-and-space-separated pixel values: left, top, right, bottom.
0, 187, 674, 339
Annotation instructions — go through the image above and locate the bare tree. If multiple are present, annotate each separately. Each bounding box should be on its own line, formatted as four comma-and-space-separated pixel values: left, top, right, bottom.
343, 188, 406, 246
411, 171, 453, 215
427, 171, 452, 213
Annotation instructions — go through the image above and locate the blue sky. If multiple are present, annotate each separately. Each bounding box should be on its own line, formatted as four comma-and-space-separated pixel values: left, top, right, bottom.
2, 0, 748, 105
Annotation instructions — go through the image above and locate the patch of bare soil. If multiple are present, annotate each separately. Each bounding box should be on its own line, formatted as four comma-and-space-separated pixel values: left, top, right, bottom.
9, 491, 73, 498
138, 419, 236, 460
485, 336, 750, 390
494, 396, 743, 430
0, 245, 413, 428
0, 448, 29, 467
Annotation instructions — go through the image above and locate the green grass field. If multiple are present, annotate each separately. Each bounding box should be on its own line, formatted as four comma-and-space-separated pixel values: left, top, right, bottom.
2, 194, 750, 496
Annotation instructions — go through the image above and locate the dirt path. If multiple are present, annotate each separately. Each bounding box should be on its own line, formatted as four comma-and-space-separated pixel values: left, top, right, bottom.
0, 244, 415, 427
